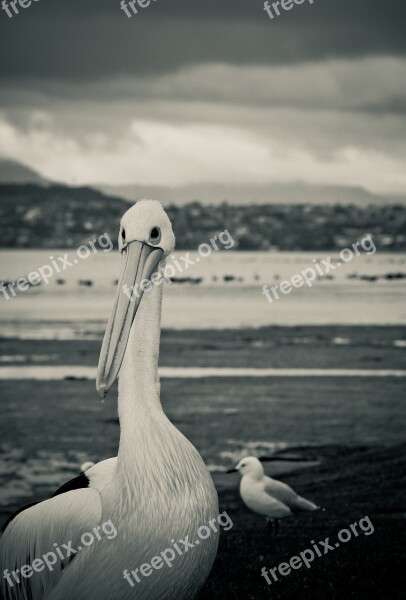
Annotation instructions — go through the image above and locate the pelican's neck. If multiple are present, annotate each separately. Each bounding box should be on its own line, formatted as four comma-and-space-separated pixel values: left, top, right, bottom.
112, 270, 218, 521
117, 274, 164, 456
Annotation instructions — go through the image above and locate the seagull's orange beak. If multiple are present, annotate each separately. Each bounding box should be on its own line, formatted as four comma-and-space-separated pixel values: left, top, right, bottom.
96, 240, 163, 398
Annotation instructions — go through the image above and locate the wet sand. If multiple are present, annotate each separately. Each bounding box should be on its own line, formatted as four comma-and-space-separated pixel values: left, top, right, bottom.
200, 442, 406, 600
0, 325, 405, 598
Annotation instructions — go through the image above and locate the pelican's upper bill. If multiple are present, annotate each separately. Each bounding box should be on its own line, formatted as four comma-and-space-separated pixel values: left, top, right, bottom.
96, 199, 175, 398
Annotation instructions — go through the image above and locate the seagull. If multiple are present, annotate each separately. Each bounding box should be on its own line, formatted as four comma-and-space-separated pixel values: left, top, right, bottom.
227, 456, 319, 533
80, 461, 95, 473
0, 200, 219, 600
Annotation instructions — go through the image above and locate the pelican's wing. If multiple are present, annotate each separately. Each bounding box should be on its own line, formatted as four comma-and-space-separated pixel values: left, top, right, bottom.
264, 477, 318, 511
0, 478, 102, 600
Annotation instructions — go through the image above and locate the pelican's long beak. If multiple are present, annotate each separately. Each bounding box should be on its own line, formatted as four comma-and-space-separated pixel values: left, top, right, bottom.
96, 241, 163, 398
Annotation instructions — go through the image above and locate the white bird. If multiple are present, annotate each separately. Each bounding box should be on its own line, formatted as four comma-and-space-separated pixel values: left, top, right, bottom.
227, 456, 319, 532
80, 461, 95, 473
0, 200, 219, 600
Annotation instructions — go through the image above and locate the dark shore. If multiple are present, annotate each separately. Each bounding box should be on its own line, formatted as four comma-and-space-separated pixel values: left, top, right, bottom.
0, 325, 405, 599
199, 442, 406, 600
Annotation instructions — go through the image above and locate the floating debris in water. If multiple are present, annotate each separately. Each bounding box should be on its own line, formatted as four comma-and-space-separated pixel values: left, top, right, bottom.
0, 276, 42, 291
346, 272, 406, 282
171, 277, 202, 284
385, 272, 406, 280
360, 275, 378, 282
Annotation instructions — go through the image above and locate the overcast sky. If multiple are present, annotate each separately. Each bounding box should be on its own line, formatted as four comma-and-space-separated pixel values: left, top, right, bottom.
1, 0, 406, 194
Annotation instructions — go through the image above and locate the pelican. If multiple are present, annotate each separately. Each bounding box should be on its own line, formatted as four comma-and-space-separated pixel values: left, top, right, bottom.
0, 200, 219, 600
227, 456, 319, 533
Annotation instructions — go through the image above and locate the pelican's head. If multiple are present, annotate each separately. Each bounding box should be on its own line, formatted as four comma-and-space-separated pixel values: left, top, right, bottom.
118, 199, 175, 257
227, 456, 264, 477
96, 200, 175, 398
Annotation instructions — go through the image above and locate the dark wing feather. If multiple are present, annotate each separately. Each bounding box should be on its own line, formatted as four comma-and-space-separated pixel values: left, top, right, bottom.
1, 472, 90, 537
52, 472, 90, 497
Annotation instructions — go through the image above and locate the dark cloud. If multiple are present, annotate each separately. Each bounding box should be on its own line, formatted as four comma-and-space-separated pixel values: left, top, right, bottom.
0, 0, 405, 80
20, 0, 406, 23
4, 58, 406, 116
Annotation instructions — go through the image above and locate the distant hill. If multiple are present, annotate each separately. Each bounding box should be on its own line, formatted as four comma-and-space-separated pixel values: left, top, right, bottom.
97, 181, 405, 207
0, 159, 48, 186
1, 183, 405, 250
0, 184, 128, 248
1, 158, 404, 207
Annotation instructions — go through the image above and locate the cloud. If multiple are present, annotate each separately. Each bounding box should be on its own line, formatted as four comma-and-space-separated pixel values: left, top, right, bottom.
0, 1, 405, 79
0, 116, 271, 186
3, 56, 406, 113
2, 52, 406, 195
1, 111, 406, 194
56, 57, 406, 114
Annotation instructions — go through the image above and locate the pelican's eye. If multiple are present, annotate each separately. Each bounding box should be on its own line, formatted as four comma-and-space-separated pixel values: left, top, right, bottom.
149, 227, 161, 245
121, 228, 126, 242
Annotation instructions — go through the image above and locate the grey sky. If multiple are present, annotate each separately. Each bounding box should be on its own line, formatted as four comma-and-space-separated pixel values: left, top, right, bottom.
1, 0, 406, 78
0, 0, 405, 194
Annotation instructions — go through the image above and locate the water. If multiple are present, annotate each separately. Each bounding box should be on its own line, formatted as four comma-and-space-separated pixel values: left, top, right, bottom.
0, 250, 405, 333
1, 249, 405, 516
1, 366, 405, 379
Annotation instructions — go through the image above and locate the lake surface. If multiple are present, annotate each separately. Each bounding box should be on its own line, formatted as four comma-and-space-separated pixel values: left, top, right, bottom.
1, 250, 405, 333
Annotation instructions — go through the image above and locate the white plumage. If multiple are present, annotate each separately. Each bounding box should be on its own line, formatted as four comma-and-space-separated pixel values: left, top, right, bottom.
80, 461, 95, 473
0, 201, 219, 600
229, 456, 319, 522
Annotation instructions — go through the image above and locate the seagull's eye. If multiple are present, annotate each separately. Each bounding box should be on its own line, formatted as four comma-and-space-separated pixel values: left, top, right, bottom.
241, 463, 246, 468
121, 228, 126, 242
149, 227, 161, 244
